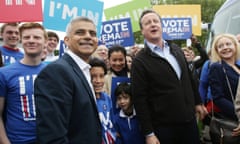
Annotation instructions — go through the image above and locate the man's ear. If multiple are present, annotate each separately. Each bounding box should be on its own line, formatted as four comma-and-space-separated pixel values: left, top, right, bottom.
64, 36, 69, 44
141, 29, 144, 35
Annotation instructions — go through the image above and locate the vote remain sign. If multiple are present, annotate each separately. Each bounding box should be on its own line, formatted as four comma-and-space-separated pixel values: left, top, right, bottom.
162, 17, 192, 40
0, 0, 43, 22
99, 18, 134, 48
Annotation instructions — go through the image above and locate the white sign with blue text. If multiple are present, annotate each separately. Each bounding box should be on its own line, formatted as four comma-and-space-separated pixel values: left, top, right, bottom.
162, 17, 192, 40
43, 0, 103, 36
99, 18, 134, 48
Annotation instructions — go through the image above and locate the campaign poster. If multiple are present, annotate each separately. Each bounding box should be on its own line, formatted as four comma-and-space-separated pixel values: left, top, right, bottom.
0, 0, 42, 22
43, 0, 103, 36
162, 17, 192, 40
153, 5, 201, 35
99, 18, 135, 48
58, 40, 67, 58
104, 0, 151, 32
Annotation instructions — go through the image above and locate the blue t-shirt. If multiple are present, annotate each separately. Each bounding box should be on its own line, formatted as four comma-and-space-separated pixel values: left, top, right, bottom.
0, 61, 46, 144
0, 46, 24, 66
96, 92, 117, 144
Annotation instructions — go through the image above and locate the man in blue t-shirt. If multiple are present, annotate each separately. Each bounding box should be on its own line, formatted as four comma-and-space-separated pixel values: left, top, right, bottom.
0, 23, 47, 144
0, 23, 24, 66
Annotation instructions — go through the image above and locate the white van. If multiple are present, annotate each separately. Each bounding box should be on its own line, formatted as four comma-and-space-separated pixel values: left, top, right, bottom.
206, 0, 240, 51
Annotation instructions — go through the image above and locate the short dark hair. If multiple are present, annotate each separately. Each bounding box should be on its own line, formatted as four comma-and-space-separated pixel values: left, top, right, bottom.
114, 82, 131, 100
1, 23, 19, 34
66, 16, 96, 36
89, 57, 107, 75
47, 31, 59, 42
108, 45, 127, 59
139, 9, 162, 30
108, 45, 129, 72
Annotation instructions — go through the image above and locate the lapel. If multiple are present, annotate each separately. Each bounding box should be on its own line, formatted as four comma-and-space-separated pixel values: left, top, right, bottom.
62, 54, 96, 105
169, 44, 188, 78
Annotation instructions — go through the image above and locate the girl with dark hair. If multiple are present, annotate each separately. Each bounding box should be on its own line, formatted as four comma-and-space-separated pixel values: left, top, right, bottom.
104, 45, 130, 96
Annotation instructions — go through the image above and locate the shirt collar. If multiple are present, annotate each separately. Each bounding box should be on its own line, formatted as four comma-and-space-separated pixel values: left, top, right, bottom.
3, 45, 20, 52
119, 108, 136, 118
145, 40, 169, 52
66, 49, 91, 71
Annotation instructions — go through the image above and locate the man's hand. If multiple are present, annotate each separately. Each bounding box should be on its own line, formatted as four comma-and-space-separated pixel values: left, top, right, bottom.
191, 34, 199, 45
232, 124, 240, 136
195, 104, 208, 120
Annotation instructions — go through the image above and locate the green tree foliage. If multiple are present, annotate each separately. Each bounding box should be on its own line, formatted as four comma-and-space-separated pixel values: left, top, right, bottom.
134, 0, 226, 48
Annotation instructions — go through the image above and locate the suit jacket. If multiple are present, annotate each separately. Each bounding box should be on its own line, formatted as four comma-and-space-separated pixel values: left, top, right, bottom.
34, 54, 102, 144
131, 43, 202, 135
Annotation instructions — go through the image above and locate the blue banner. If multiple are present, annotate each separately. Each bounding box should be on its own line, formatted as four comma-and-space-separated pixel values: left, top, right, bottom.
162, 17, 192, 40
43, 0, 103, 36
59, 40, 67, 58
99, 18, 135, 48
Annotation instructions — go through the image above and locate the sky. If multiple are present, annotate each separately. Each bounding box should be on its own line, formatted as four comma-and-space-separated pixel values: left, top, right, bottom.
98, 0, 131, 9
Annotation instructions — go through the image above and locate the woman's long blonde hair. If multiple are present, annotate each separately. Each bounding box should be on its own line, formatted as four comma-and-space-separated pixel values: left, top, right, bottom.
211, 33, 240, 63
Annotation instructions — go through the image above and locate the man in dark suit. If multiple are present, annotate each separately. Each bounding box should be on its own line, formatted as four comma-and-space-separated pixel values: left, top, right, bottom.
131, 9, 208, 144
34, 17, 102, 144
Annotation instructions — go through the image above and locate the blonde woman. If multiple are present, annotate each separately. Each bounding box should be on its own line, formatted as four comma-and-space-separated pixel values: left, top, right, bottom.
209, 33, 240, 139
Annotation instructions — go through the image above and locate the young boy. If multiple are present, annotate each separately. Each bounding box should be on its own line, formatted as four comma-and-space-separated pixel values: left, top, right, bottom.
114, 82, 145, 144
89, 57, 117, 144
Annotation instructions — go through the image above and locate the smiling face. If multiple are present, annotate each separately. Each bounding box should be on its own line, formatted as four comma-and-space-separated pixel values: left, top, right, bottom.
140, 12, 162, 44
90, 66, 105, 97
116, 93, 132, 113
64, 20, 98, 62
109, 51, 126, 72
95, 45, 108, 60
216, 37, 236, 61
47, 36, 59, 53
1, 25, 20, 48
21, 28, 46, 57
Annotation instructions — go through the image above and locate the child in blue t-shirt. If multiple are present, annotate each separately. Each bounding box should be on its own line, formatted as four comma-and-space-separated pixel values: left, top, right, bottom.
89, 57, 117, 144
114, 82, 145, 144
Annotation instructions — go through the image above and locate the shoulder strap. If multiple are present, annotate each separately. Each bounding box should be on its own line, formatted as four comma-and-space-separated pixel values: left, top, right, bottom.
222, 66, 235, 104
211, 63, 238, 118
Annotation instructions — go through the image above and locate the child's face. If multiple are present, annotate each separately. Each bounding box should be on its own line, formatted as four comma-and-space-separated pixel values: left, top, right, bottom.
116, 93, 131, 112
109, 51, 126, 72
90, 66, 105, 94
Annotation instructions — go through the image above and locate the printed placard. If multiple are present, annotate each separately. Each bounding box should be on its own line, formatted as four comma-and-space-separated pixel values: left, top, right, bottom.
162, 17, 192, 40
99, 18, 134, 47
0, 0, 42, 22
43, 0, 103, 36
